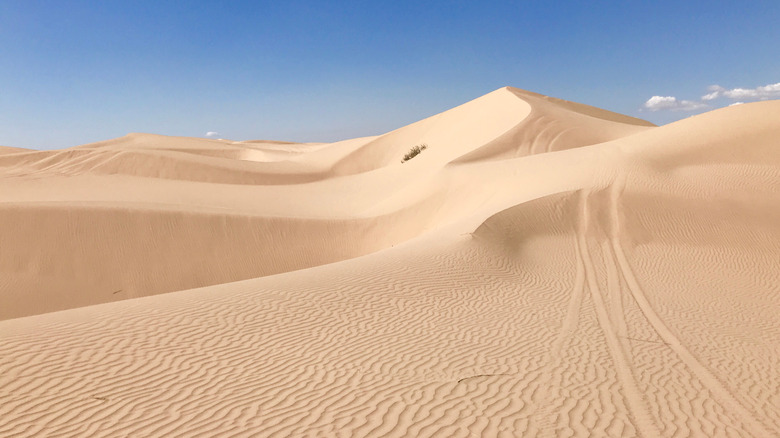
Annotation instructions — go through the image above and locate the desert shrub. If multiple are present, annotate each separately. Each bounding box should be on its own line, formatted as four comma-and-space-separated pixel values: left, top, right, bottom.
401, 144, 428, 163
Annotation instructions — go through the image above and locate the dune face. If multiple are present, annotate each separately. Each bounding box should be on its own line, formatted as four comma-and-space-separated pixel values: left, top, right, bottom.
1, 89, 779, 437
0, 87, 654, 320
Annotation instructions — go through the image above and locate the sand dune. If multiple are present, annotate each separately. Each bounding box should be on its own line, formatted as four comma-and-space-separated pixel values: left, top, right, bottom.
1, 88, 778, 437
0, 146, 30, 155
0, 87, 654, 320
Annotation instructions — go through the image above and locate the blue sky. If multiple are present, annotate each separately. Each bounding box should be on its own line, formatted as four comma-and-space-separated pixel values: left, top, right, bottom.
1, 1, 778, 149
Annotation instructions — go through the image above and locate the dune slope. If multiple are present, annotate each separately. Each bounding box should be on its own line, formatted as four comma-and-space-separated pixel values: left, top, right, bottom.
0, 87, 652, 320
0, 90, 778, 437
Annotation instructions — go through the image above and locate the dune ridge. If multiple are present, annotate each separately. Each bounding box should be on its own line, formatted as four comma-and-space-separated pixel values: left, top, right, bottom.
1, 88, 778, 437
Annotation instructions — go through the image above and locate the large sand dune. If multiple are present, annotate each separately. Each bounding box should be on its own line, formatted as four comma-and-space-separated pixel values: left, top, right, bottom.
1, 87, 778, 437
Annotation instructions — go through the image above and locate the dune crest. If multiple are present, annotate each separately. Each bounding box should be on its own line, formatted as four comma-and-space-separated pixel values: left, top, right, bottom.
1, 89, 779, 437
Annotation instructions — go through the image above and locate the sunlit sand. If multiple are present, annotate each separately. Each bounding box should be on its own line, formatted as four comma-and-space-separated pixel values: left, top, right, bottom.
1, 87, 778, 437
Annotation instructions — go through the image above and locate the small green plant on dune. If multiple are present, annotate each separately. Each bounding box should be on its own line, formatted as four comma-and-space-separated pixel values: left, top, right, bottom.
401, 144, 428, 163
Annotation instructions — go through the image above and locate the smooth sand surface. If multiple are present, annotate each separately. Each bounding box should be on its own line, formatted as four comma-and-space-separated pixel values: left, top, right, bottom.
1, 87, 778, 437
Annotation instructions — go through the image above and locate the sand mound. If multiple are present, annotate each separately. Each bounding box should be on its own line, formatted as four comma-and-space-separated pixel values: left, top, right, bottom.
0, 88, 655, 320
0, 134, 332, 184
329, 87, 533, 175
0, 202, 447, 320
452, 87, 655, 163
1, 90, 778, 437
0, 145, 29, 155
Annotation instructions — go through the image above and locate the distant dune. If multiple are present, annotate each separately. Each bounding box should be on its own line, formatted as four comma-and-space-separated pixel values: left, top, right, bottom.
0, 145, 30, 155
1, 87, 778, 437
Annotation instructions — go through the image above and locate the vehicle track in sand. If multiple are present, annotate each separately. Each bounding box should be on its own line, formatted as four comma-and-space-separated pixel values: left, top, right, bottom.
564, 174, 777, 437
575, 188, 662, 438
604, 175, 777, 437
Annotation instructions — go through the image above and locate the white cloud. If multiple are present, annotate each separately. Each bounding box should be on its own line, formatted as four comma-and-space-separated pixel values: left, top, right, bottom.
701, 82, 780, 101
205, 131, 219, 137
642, 95, 707, 112
642, 81, 778, 114
701, 85, 725, 101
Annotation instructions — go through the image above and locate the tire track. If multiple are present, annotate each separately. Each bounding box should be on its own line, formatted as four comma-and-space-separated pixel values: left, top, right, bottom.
576, 189, 662, 438
600, 240, 628, 342
606, 175, 778, 437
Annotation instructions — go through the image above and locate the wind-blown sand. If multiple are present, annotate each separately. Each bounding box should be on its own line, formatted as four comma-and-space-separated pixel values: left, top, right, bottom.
1, 87, 778, 437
